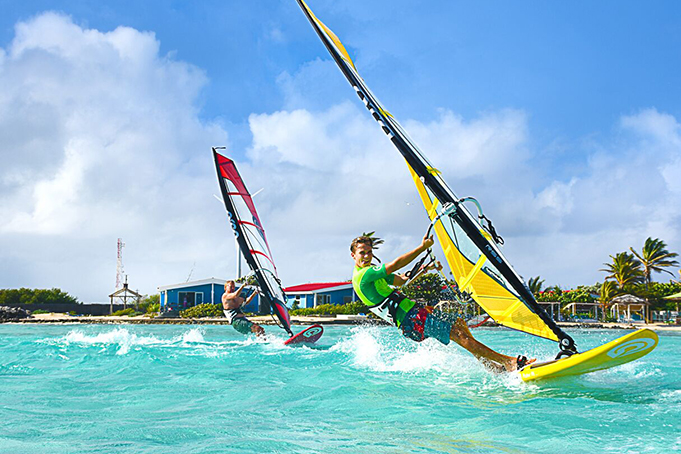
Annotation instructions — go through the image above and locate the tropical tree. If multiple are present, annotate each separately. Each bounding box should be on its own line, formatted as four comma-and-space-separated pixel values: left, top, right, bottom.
140, 293, 160, 314
0, 288, 78, 305
527, 276, 544, 296
600, 252, 644, 289
630, 237, 679, 289
598, 281, 619, 321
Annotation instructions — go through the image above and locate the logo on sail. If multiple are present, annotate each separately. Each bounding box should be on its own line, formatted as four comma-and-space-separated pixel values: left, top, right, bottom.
227, 211, 239, 238
606, 338, 656, 358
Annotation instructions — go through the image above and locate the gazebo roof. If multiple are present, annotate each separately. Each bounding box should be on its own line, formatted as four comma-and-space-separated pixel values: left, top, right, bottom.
610, 294, 648, 305
109, 283, 142, 299
664, 291, 681, 301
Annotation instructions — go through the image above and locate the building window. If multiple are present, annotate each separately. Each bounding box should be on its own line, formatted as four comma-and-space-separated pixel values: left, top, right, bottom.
291, 295, 302, 309
343, 296, 352, 304
315, 294, 331, 306
178, 292, 203, 309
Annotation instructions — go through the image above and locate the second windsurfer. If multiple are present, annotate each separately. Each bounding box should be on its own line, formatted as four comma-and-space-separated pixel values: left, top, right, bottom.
222, 280, 265, 337
351, 234, 535, 372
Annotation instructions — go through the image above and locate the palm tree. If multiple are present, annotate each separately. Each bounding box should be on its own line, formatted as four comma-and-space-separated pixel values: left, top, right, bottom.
600, 252, 644, 289
527, 276, 544, 296
599, 280, 618, 321
630, 237, 679, 289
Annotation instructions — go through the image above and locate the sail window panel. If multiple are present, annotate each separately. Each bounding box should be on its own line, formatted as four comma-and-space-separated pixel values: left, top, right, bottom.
222, 175, 279, 282
409, 164, 559, 341
438, 214, 520, 298
443, 217, 519, 297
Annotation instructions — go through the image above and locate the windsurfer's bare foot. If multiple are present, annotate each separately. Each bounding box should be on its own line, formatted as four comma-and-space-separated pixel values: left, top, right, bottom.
505, 355, 536, 372
251, 324, 265, 337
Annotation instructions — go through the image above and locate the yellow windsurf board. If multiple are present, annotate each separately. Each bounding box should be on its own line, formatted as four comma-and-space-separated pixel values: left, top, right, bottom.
520, 329, 658, 382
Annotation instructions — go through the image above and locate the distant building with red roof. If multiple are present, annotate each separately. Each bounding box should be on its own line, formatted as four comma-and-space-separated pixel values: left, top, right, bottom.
283, 281, 354, 308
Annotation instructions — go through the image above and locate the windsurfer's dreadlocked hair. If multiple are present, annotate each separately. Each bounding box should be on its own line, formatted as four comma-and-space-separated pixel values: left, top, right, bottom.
350, 231, 385, 263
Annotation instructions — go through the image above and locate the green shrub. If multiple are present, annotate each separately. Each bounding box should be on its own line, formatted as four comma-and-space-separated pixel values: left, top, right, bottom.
537, 290, 562, 302
31, 309, 50, 314
290, 301, 368, 316
559, 288, 596, 304
139, 294, 160, 313
537, 287, 597, 305
111, 308, 141, 317
180, 303, 223, 318
146, 302, 160, 314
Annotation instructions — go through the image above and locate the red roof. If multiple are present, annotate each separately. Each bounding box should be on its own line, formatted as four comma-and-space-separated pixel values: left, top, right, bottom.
283, 282, 352, 293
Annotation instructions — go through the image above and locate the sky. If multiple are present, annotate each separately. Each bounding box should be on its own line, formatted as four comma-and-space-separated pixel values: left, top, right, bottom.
0, 0, 680, 302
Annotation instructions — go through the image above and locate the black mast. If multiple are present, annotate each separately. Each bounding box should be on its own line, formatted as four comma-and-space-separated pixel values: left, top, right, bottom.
295, 0, 576, 353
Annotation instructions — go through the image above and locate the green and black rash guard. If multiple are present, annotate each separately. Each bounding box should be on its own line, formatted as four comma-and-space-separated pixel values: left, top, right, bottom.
352, 264, 415, 327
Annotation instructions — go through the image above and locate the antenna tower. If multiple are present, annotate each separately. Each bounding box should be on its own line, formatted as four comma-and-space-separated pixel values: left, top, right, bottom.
116, 238, 126, 289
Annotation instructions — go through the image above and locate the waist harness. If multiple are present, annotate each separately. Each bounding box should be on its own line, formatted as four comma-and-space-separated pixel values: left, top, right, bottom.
366, 290, 405, 326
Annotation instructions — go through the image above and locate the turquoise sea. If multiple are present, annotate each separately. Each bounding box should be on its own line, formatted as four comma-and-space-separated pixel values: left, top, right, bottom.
0, 323, 678, 453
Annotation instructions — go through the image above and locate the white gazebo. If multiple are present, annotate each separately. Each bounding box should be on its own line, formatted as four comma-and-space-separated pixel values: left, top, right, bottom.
563, 302, 601, 322
108, 280, 142, 314
610, 294, 649, 323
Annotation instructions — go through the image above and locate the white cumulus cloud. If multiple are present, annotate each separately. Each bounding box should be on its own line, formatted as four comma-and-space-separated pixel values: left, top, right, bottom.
0, 13, 229, 300
1, 13, 679, 304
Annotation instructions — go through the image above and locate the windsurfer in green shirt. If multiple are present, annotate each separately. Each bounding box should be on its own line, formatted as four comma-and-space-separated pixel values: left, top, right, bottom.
351, 234, 535, 372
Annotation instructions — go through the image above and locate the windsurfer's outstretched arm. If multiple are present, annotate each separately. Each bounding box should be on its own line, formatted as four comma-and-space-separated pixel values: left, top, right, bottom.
385, 235, 434, 275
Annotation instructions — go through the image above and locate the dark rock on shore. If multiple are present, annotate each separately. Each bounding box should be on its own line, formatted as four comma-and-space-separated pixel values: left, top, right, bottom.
0, 306, 30, 321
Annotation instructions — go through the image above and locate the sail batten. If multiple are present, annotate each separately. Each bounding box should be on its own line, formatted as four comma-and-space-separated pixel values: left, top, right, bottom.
296, 0, 575, 349
213, 149, 292, 335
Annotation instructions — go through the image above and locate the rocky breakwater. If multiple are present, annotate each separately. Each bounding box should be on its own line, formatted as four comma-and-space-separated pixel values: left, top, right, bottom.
0, 306, 30, 321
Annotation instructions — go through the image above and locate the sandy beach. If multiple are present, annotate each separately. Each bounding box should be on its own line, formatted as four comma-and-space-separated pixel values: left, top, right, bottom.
7, 312, 681, 331
8, 312, 366, 326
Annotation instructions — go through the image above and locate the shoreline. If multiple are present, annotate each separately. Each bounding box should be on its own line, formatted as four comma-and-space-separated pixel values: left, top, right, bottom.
3, 313, 681, 331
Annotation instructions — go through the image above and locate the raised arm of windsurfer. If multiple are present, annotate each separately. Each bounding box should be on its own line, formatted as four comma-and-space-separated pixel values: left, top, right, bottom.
351, 234, 535, 372
222, 280, 265, 337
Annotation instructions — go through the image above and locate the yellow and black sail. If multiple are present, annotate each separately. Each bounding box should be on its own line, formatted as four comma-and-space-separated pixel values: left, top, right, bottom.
296, 0, 576, 351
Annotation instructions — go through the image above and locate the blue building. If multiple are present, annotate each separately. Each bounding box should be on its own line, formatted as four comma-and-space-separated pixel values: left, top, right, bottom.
283, 282, 354, 309
158, 278, 260, 313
